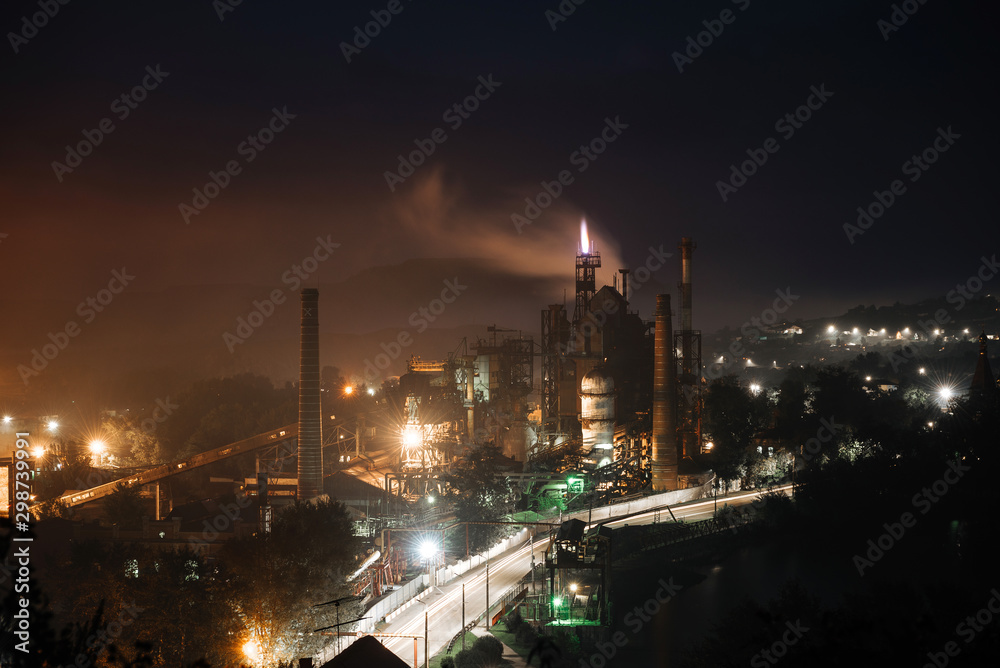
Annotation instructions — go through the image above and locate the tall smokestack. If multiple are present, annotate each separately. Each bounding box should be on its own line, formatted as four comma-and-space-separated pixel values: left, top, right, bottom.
679, 237, 695, 338
619, 268, 629, 305
678, 237, 697, 459
652, 294, 678, 491
298, 288, 323, 500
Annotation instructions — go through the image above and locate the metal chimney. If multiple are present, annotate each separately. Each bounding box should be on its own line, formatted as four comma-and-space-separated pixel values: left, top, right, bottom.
652, 294, 678, 491
679, 237, 695, 345
298, 288, 323, 500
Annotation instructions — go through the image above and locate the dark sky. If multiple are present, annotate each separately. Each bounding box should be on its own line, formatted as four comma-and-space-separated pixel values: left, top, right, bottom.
1, 0, 997, 400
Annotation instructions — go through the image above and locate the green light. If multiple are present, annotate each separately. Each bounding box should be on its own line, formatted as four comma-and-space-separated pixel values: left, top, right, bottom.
552, 596, 562, 607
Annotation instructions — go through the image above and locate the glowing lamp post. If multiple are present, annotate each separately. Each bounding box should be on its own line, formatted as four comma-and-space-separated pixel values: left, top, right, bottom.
419, 538, 440, 586
89, 439, 107, 467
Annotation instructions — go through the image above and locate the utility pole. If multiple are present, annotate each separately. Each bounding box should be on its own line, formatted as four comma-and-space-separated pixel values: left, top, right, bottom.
424, 611, 429, 668
462, 583, 466, 651
485, 558, 490, 630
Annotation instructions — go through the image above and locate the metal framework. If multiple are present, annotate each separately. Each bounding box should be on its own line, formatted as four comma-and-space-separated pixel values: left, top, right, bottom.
573, 250, 601, 328
673, 329, 703, 459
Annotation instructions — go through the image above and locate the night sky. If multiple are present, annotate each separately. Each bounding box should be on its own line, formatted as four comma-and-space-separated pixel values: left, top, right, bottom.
1, 0, 997, 401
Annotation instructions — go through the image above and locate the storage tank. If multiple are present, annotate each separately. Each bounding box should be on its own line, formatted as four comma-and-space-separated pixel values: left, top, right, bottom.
580, 366, 615, 454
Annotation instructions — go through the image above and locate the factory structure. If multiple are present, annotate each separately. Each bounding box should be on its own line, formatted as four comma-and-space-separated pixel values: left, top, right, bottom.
367, 223, 710, 507
14, 225, 712, 626
535, 226, 706, 494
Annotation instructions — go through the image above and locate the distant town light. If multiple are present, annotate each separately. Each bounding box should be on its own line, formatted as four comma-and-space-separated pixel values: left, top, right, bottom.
749, 383, 761, 395
827, 325, 836, 333
47, 420, 58, 431
570, 583, 578, 593
865, 376, 872, 382
31, 446, 45, 459
367, 387, 376, 396
89, 440, 106, 454
938, 387, 953, 401
2, 416, 11, 424
918, 368, 926, 375
343, 385, 354, 395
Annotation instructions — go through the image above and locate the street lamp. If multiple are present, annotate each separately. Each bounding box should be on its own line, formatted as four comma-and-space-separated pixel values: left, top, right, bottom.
419, 538, 440, 586
242, 638, 261, 666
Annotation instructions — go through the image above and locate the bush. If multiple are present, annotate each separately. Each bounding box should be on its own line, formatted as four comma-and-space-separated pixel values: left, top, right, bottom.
440, 657, 456, 668
516, 623, 539, 648
453, 648, 482, 668
503, 608, 524, 634
473, 635, 504, 661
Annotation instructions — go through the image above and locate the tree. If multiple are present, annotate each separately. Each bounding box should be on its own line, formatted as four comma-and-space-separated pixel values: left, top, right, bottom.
103, 482, 146, 529
217, 499, 359, 665
702, 377, 769, 487
446, 442, 519, 553
104, 413, 162, 466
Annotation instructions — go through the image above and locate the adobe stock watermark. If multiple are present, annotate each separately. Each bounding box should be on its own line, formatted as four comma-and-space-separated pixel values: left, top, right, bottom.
384, 74, 502, 192
750, 620, 810, 667
7, 0, 72, 54
188, 492, 253, 548
179, 106, 296, 224
562, 245, 672, 355
798, 417, 843, 464
852, 458, 970, 576
52, 65, 170, 182
223, 235, 339, 352
67, 601, 146, 667
340, 0, 414, 63
362, 277, 468, 382
579, 576, 683, 667
887, 254, 997, 371
511, 116, 629, 233
843, 126, 960, 244
672, 0, 751, 73
17, 268, 135, 386
214, 0, 245, 22
703, 288, 800, 382
923, 588, 1000, 668
716, 84, 834, 203
877, 0, 931, 42
140, 397, 179, 434
189, 440, 295, 548
544, 0, 591, 31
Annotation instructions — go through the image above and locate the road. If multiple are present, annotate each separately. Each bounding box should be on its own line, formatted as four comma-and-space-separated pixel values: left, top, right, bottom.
374, 484, 794, 666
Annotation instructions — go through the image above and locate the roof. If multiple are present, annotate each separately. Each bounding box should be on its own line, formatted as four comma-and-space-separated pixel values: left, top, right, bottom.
320, 635, 410, 668
555, 518, 586, 543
